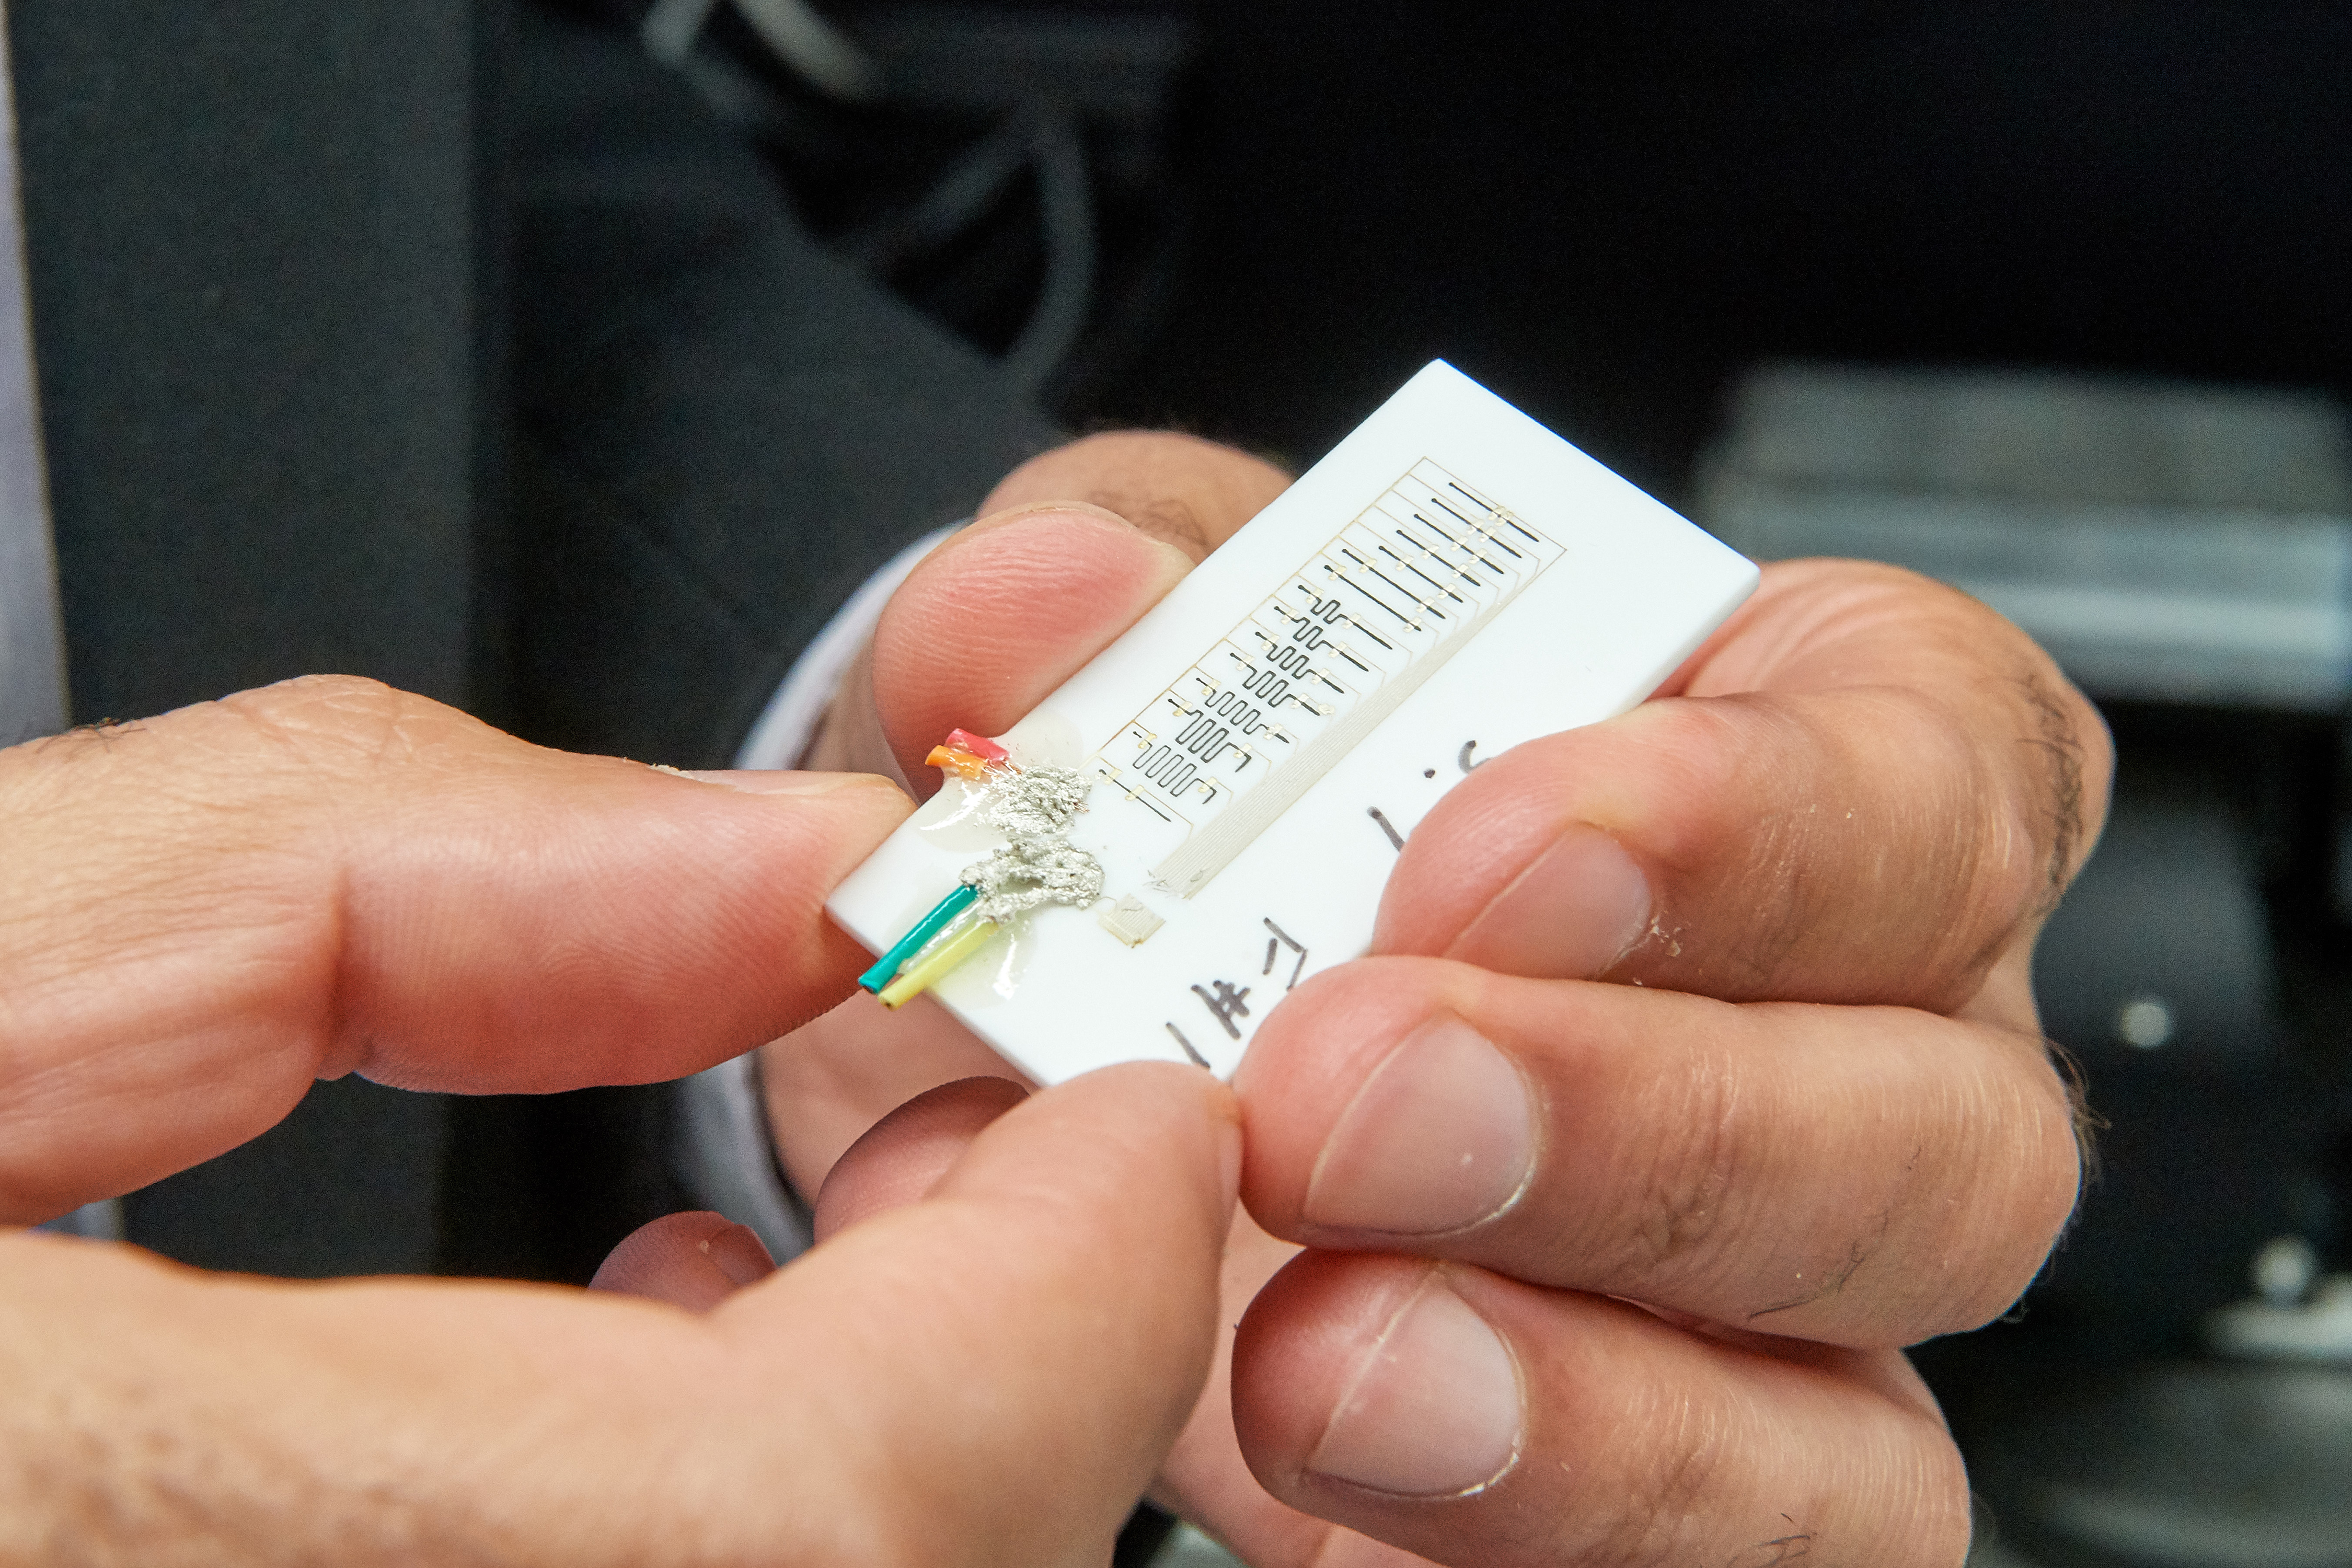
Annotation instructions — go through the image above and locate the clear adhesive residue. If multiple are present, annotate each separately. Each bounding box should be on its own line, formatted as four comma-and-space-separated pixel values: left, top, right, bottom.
911, 775, 1002, 851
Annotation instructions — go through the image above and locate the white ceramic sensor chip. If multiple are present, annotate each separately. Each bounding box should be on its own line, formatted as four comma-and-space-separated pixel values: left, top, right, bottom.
827, 361, 1758, 1084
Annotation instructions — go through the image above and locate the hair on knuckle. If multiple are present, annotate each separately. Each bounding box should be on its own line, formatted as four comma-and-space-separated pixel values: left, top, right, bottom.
1561, 1392, 1730, 1567
2010, 670, 2091, 918
1623, 1064, 1744, 1286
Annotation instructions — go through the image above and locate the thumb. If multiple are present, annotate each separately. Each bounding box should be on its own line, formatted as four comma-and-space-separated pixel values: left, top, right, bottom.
870, 430, 1291, 788
872, 505, 1193, 788
711, 1061, 1240, 1566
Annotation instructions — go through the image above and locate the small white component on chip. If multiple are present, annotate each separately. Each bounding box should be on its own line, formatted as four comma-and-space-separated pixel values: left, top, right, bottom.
1098, 894, 1166, 948
828, 361, 1759, 1084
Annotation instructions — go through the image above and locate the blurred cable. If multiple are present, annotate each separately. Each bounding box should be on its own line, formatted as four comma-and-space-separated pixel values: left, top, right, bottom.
842, 110, 1036, 275
1002, 106, 1093, 396
841, 104, 1095, 395
643, 4, 1167, 399
641, 0, 880, 102
731, 0, 881, 102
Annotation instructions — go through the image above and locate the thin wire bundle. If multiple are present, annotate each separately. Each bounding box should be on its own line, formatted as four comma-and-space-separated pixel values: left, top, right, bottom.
858, 731, 1102, 1008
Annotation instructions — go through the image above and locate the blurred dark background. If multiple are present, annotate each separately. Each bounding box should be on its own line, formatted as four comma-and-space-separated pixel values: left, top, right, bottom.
13, 3, 2351, 1563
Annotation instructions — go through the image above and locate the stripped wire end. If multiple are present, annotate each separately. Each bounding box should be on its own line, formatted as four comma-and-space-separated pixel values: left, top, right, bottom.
877, 917, 999, 1008
926, 727, 1015, 781
862, 728, 1014, 1002
861, 727, 1103, 1009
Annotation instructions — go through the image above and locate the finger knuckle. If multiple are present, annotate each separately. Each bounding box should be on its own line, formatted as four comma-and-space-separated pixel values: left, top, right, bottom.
1854, 690, 2049, 1006
213, 676, 475, 779
1559, 1392, 1730, 1566
2002, 665, 2103, 918
1615, 1055, 1746, 1290
1934, 1045, 2088, 1332
215, 673, 403, 749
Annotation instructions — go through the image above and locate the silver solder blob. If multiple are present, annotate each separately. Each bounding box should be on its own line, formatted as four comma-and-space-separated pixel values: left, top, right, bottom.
958, 765, 1105, 924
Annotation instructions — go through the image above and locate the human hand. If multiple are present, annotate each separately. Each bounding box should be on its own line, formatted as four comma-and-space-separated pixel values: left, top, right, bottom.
767, 431, 1293, 1181
1227, 555, 2103, 1564
766, 432, 2106, 1566
0, 678, 1238, 1564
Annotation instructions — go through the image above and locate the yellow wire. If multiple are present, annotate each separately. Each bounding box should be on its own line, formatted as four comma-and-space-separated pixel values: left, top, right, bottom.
877, 918, 999, 1009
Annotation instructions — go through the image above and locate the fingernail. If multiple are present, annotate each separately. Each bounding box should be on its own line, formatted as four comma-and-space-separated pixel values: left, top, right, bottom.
972, 502, 1199, 570
1309, 1272, 1523, 1496
1082, 519, 1196, 596
673, 768, 894, 796
698, 1221, 777, 1287
1139, 535, 1200, 591
1303, 1016, 1536, 1235
1448, 823, 1651, 980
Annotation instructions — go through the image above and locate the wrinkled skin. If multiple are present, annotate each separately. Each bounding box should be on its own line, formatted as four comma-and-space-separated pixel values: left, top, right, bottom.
765, 430, 2107, 1567
0, 674, 1240, 1567
0, 428, 2102, 1567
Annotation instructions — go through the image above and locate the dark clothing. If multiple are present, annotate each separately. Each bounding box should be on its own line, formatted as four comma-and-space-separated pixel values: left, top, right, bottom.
11, 0, 1052, 1280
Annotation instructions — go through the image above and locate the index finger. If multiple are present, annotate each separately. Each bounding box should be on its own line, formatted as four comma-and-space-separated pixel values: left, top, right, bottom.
1375, 560, 2112, 1015
0, 675, 909, 1222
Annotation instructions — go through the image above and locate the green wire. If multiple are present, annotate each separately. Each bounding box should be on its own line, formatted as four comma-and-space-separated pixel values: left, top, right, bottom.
859, 882, 979, 993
